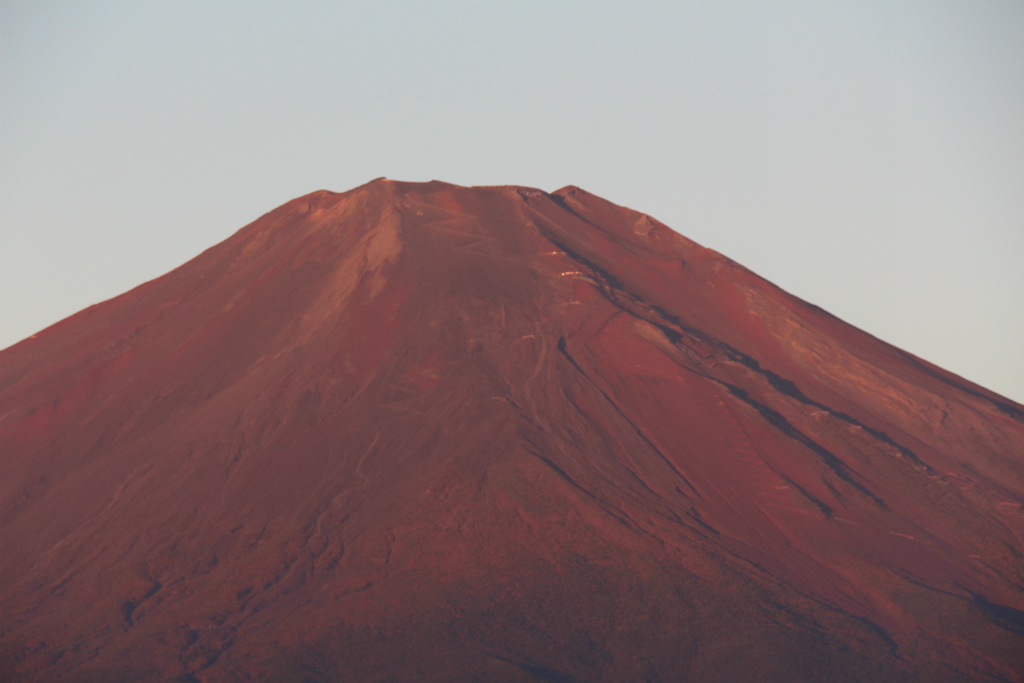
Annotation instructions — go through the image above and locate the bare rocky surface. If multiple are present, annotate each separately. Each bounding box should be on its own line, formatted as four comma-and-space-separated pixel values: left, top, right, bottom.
1, 179, 1022, 681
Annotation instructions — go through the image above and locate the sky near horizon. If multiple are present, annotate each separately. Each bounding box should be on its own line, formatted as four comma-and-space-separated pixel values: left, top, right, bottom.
2, 1, 1022, 402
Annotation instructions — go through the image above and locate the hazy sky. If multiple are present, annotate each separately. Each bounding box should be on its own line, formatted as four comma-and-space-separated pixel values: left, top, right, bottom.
2, 1, 1022, 402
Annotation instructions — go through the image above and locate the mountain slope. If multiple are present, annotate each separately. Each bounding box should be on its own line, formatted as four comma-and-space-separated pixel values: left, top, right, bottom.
2, 179, 1022, 682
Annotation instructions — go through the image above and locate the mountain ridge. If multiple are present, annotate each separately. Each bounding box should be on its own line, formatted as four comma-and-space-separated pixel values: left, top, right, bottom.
1, 179, 1022, 682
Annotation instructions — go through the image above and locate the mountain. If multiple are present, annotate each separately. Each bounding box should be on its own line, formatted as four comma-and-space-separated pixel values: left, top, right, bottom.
1, 179, 1022, 682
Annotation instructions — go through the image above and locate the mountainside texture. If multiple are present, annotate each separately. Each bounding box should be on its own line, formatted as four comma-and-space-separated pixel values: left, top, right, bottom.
2, 179, 1023, 682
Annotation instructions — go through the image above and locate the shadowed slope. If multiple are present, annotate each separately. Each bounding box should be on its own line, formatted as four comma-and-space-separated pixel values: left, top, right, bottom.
2, 179, 1022, 682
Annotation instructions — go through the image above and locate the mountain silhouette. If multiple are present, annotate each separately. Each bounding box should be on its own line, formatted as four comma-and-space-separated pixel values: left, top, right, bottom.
2, 179, 1022, 682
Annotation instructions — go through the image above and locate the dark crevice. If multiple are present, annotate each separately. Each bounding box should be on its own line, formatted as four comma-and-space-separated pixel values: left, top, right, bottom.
847, 614, 901, 658
520, 431, 636, 532
556, 291, 863, 515
660, 302, 930, 472
121, 600, 136, 627
900, 575, 1024, 641
763, 597, 831, 636
970, 669, 1017, 683
534, 453, 635, 531
503, 396, 549, 437
652, 321, 683, 345
122, 580, 162, 627
723, 347, 932, 471
511, 391, 672, 512
685, 505, 721, 536
544, 234, 628, 293
721, 383, 883, 510
778, 475, 836, 521
559, 333, 838, 532
967, 591, 1024, 636
542, 229, 927, 485
485, 652, 577, 682
557, 337, 700, 498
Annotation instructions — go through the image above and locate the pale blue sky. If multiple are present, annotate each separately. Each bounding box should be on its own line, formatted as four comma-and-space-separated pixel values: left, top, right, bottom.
2, 1, 1022, 402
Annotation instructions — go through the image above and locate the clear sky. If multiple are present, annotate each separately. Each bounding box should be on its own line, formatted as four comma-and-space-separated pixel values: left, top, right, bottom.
2, 1, 1022, 403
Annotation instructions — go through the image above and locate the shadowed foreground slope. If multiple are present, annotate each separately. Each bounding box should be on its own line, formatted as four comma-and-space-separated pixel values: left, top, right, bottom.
2, 179, 1023, 682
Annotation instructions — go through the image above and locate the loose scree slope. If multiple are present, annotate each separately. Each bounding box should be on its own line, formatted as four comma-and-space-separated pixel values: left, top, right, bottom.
1, 179, 1023, 682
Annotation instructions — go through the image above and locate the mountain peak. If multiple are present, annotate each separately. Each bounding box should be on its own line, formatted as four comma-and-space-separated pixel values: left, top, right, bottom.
1, 181, 1021, 682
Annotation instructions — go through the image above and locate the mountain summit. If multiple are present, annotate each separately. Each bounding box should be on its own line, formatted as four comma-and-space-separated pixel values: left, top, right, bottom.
2, 179, 1022, 682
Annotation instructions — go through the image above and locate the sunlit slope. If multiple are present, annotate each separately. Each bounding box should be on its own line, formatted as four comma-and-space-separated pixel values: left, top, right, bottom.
2, 179, 1022, 682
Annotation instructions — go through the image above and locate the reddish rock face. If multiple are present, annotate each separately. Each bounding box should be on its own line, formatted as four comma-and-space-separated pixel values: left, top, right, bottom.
2, 179, 1022, 682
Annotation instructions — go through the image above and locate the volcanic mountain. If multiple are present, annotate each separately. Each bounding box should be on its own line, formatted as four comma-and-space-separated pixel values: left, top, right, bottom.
2, 179, 1023, 682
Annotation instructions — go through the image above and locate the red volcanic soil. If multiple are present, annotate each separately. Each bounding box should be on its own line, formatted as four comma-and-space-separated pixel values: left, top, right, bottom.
2, 179, 1023, 682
